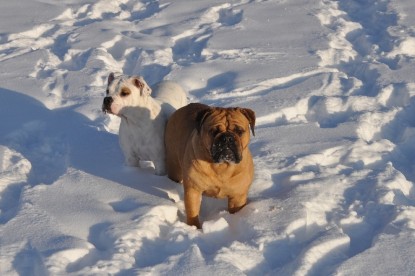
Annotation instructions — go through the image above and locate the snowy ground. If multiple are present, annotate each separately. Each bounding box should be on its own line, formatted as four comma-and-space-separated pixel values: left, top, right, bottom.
1, 0, 415, 275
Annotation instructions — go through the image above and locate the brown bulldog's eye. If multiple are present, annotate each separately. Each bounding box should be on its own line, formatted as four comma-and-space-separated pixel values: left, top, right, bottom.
120, 88, 131, 97
234, 126, 245, 136
209, 127, 220, 137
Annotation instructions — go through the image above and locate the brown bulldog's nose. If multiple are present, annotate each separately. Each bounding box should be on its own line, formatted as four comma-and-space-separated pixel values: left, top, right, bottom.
219, 133, 235, 145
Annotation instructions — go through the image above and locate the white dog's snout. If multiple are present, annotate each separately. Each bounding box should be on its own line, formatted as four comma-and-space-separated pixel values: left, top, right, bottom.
103, 96, 113, 105
102, 96, 113, 112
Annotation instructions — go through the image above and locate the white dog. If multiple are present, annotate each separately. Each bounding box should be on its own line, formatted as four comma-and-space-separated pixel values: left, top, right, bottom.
102, 73, 187, 175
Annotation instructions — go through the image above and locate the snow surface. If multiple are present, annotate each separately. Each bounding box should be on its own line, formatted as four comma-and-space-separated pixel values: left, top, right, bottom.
1, 0, 415, 275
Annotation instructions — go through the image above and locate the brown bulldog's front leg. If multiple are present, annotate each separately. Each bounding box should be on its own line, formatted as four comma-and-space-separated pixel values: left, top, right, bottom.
184, 185, 202, 229
228, 193, 248, 214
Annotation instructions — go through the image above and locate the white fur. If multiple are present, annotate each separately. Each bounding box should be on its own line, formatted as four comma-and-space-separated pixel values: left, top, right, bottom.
104, 74, 187, 175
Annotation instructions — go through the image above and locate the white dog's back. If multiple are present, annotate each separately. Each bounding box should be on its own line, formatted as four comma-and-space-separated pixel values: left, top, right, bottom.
153, 81, 187, 117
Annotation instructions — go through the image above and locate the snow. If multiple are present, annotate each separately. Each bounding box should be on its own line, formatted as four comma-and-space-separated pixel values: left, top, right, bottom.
1, 0, 415, 275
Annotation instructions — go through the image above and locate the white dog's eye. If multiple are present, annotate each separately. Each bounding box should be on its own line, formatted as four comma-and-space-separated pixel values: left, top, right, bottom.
120, 88, 131, 97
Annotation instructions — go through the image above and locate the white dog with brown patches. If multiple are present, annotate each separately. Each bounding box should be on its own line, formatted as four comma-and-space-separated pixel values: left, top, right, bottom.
102, 73, 187, 175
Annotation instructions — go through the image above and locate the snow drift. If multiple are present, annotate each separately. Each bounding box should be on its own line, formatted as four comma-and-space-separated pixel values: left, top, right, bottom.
1, 0, 415, 275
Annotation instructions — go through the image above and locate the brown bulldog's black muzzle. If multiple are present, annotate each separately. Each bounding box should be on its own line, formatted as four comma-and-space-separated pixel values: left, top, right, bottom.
211, 132, 241, 164
102, 96, 113, 113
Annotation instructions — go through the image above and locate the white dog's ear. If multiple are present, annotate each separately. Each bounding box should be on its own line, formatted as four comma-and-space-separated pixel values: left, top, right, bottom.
108, 72, 115, 85
133, 76, 152, 96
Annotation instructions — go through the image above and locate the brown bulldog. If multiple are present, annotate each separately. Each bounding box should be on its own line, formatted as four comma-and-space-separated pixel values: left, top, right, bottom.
165, 103, 255, 228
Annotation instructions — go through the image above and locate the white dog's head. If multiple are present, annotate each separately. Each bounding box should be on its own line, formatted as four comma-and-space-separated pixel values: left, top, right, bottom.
102, 72, 152, 116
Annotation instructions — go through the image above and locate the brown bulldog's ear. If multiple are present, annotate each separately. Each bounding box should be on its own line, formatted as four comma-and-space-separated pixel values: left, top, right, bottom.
133, 76, 152, 96
240, 108, 256, 136
108, 72, 115, 85
195, 108, 212, 134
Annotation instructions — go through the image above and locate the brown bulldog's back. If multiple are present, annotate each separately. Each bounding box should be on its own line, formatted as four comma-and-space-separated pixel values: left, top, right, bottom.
165, 103, 209, 182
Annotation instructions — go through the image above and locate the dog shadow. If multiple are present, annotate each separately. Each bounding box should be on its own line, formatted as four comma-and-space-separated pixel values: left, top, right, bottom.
0, 87, 175, 199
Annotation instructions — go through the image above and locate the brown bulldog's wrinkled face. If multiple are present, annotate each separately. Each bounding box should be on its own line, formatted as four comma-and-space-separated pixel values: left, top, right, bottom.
196, 107, 255, 164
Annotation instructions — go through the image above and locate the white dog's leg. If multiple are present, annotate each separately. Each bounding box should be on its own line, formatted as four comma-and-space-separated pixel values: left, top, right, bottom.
119, 121, 140, 167
125, 152, 140, 167
153, 158, 166, 175
120, 136, 140, 167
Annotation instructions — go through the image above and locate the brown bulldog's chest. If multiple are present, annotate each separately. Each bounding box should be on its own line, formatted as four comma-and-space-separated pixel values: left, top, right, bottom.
202, 181, 232, 198
187, 160, 252, 199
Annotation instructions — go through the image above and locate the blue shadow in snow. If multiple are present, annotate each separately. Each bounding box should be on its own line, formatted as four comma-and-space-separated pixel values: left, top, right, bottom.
0, 87, 171, 196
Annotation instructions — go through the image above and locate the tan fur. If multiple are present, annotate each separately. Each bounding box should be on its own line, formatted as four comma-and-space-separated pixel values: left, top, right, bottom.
165, 103, 255, 228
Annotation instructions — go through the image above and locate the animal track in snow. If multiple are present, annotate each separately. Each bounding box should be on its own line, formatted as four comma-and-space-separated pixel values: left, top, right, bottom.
0, 146, 31, 224
172, 4, 244, 66
282, 0, 415, 271
2, 0, 415, 275
72, 205, 179, 274
5, 121, 69, 185
240, 1, 415, 273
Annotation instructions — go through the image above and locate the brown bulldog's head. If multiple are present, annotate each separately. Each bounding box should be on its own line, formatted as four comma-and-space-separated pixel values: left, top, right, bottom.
195, 107, 255, 164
